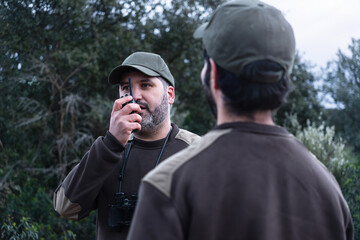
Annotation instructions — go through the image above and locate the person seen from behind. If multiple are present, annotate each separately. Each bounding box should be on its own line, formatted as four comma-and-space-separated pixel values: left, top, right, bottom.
127, 1, 354, 239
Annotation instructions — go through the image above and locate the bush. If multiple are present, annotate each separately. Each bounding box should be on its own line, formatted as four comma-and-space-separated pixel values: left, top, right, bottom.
339, 164, 360, 239
295, 120, 350, 179
1, 176, 96, 240
1, 216, 39, 240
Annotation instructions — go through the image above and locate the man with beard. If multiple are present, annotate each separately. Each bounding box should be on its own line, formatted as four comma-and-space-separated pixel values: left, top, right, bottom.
53, 52, 200, 240
127, 1, 354, 240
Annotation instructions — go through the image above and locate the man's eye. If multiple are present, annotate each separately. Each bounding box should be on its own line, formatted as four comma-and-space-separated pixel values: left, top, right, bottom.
141, 84, 150, 88
122, 86, 129, 91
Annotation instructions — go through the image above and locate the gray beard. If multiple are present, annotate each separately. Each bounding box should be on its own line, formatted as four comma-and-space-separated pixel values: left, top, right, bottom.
138, 92, 168, 133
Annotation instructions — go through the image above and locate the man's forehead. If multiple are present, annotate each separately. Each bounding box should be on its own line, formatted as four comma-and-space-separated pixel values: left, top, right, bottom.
119, 74, 157, 85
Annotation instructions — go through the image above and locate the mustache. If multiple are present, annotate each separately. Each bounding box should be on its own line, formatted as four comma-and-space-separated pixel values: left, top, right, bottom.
136, 100, 150, 111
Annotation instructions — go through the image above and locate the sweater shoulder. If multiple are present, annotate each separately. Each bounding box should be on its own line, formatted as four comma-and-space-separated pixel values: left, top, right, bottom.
174, 128, 201, 145
143, 129, 230, 198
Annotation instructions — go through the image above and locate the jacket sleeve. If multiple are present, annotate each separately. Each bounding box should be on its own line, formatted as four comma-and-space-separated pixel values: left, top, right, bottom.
127, 181, 184, 240
53, 131, 125, 220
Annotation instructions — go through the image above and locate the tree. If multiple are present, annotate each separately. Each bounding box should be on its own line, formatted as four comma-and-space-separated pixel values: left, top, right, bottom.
2, 0, 358, 239
0, 0, 149, 176
134, 0, 220, 134
0, 0, 218, 238
275, 53, 324, 128
0, 0, 147, 238
324, 38, 360, 154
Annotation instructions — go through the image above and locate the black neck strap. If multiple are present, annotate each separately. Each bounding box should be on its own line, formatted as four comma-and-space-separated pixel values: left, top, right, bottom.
117, 127, 173, 193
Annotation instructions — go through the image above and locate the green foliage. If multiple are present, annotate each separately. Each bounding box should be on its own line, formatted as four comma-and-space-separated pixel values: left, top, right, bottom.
275, 53, 324, 128
340, 164, 360, 239
1, 0, 359, 239
1, 216, 39, 240
285, 113, 356, 177
1, 177, 96, 239
1, 215, 78, 240
296, 119, 350, 178
324, 38, 360, 154
0, 0, 218, 238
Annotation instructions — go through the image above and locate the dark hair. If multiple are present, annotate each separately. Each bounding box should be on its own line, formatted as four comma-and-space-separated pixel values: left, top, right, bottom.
203, 49, 293, 117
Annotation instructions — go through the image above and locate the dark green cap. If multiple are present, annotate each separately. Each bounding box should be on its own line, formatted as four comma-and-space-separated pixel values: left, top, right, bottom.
194, 0, 296, 79
108, 52, 175, 87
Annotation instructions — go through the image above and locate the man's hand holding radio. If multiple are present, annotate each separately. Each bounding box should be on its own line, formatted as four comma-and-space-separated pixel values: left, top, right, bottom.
109, 95, 142, 146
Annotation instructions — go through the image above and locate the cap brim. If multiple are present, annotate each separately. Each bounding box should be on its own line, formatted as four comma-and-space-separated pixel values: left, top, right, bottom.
108, 64, 160, 84
193, 22, 208, 39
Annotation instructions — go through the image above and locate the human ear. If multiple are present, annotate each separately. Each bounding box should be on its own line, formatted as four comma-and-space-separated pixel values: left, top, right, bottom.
209, 58, 219, 90
167, 86, 175, 105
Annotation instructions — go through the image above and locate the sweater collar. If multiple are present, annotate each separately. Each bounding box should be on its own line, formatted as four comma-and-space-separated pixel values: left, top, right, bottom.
132, 123, 179, 148
214, 121, 291, 137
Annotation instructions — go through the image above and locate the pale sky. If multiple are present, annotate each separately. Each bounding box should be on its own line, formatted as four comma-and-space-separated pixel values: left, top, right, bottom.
265, 0, 360, 70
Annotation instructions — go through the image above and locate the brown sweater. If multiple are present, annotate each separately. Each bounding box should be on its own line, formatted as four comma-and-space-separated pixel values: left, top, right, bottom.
128, 122, 354, 240
53, 123, 200, 240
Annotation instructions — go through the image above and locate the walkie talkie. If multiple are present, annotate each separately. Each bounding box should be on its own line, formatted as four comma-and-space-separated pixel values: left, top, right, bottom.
122, 78, 136, 113
122, 78, 138, 133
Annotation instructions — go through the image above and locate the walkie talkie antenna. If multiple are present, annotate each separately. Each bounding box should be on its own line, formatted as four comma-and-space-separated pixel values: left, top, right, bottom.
128, 78, 135, 103
128, 78, 137, 117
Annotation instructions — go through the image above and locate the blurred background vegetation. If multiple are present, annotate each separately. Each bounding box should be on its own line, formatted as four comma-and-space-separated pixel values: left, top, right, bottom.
0, 0, 359, 239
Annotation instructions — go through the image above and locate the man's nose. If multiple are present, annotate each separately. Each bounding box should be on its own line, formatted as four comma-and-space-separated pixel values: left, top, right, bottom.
131, 87, 142, 101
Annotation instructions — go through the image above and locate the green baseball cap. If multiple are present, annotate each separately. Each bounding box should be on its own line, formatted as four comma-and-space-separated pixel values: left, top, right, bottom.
108, 52, 175, 86
194, 0, 296, 79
